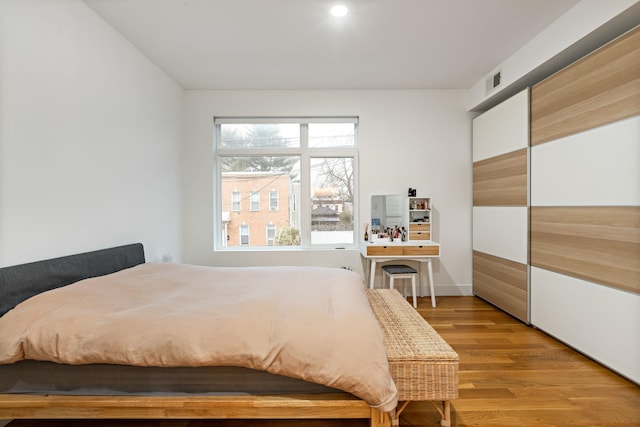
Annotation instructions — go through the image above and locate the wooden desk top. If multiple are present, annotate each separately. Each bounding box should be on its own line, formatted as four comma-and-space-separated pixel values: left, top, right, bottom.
361, 240, 440, 257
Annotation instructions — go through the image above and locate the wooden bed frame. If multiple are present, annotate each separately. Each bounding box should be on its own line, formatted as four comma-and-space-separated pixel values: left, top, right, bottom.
0, 245, 458, 427
0, 393, 391, 426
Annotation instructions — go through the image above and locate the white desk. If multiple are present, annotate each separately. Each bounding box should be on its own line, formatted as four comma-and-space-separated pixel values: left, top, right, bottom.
360, 240, 440, 307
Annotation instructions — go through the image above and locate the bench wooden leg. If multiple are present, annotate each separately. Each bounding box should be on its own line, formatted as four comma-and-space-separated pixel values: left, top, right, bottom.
370, 408, 391, 427
429, 400, 452, 427
442, 400, 451, 426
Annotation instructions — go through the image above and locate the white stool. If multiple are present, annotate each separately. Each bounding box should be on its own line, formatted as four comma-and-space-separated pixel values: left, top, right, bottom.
381, 264, 418, 308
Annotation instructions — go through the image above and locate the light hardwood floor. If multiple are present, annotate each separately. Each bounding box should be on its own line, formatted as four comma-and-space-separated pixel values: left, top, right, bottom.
8, 296, 640, 427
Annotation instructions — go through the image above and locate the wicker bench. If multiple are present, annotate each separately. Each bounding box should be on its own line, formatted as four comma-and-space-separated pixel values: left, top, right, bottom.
367, 289, 459, 427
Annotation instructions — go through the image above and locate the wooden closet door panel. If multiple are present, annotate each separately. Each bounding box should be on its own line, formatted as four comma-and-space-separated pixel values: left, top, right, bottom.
530, 206, 640, 294
473, 251, 528, 322
529, 26, 640, 385
473, 148, 528, 206
472, 88, 530, 323
531, 26, 640, 146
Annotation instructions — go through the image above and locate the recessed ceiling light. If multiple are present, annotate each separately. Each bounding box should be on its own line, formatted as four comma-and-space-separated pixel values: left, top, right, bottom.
330, 5, 348, 17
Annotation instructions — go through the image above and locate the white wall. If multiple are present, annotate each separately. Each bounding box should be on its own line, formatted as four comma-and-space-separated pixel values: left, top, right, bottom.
182, 90, 473, 294
467, 0, 640, 111
0, 0, 184, 266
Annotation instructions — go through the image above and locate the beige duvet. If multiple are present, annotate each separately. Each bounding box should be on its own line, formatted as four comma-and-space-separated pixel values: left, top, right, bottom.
0, 263, 397, 411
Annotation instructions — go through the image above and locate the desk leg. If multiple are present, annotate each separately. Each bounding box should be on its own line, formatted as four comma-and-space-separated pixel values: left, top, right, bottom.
427, 258, 436, 307
418, 261, 425, 297
369, 259, 377, 289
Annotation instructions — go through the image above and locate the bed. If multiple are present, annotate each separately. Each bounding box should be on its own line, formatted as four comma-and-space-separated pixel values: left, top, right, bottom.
0, 243, 458, 426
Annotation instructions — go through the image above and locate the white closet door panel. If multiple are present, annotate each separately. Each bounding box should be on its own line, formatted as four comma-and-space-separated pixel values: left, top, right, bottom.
531, 116, 640, 206
472, 89, 529, 162
473, 207, 528, 264
531, 267, 640, 384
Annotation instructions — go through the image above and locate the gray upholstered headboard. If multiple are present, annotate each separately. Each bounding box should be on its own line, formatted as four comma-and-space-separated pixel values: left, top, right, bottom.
0, 243, 145, 317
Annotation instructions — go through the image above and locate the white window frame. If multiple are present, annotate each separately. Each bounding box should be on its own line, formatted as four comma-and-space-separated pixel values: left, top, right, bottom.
214, 117, 359, 251
269, 191, 279, 211
239, 224, 250, 245
266, 224, 276, 246
250, 191, 260, 212
231, 191, 241, 212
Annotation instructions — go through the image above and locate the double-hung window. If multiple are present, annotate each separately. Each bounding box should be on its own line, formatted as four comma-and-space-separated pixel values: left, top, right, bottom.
215, 117, 359, 250
266, 224, 276, 246
231, 191, 241, 211
269, 191, 279, 211
239, 224, 250, 245
250, 191, 260, 211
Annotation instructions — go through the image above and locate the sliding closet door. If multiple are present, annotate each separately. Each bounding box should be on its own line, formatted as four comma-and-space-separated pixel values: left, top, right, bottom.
472, 89, 529, 323
530, 26, 640, 383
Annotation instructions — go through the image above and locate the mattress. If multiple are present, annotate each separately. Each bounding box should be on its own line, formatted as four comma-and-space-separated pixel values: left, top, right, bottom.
0, 361, 338, 395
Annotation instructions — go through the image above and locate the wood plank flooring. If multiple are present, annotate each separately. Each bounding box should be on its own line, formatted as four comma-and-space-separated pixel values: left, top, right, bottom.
7, 296, 640, 427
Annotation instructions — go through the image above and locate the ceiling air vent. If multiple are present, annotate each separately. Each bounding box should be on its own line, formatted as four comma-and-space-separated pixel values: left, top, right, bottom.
485, 70, 502, 95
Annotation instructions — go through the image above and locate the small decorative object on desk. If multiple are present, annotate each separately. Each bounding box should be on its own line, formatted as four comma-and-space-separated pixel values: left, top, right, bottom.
364, 223, 369, 241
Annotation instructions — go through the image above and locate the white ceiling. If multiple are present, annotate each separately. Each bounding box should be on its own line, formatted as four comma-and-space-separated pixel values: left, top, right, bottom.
83, 0, 581, 90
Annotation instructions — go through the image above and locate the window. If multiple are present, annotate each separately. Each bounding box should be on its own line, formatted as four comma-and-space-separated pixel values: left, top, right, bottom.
250, 191, 260, 211
266, 224, 276, 246
269, 191, 279, 211
239, 225, 250, 245
231, 191, 241, 211
215, 117, 358, 250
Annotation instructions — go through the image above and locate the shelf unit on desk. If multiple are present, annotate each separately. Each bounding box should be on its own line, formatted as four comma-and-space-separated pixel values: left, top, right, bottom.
361, 241, 440, 307
408, 196, 431, 241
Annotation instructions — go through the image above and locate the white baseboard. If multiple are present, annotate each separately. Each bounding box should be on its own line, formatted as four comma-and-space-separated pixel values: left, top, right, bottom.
436, 284, 473, 296
414, 283, 472, 297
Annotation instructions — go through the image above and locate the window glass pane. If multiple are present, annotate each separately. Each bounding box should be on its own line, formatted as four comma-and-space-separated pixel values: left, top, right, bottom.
220, 124, 300, 148
310, 157, 354, 245
220, 156, 300, 248
308, 123, 355, 148
250, 191, 260, 211
221, 156, 299, 174
231, 192, 241, 211
240, 225, 249, 245
266, 224, 276, 246
269, 191, 279, 211
215, 118, 357, 251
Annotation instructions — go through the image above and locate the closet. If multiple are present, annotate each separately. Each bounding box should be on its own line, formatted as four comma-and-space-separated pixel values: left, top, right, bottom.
472, 89, 530, 324
529, 26, 639, 384
472, 26, 639, 383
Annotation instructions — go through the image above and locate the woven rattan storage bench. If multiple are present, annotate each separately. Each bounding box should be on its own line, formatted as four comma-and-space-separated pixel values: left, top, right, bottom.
367, 289, 459, 427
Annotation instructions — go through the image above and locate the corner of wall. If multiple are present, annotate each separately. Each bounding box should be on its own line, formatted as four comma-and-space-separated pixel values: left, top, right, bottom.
467, 0, 640, 112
